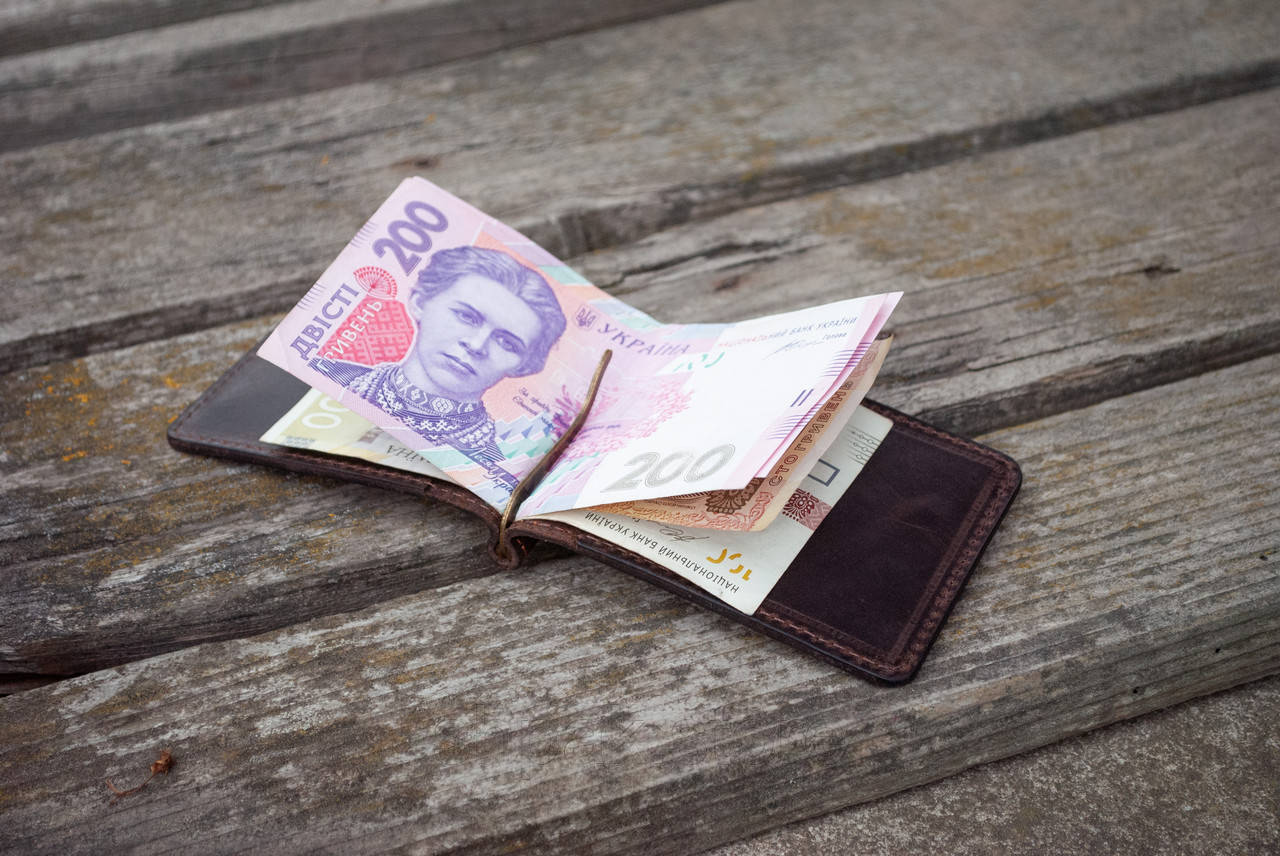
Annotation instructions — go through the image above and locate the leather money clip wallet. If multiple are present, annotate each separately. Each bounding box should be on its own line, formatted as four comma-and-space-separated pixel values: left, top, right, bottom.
169, 345, 1021, 684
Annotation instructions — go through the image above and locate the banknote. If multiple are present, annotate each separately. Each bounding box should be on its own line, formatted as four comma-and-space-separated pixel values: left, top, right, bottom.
257, 177, 899, 513
534, 405, 894, 613
518, 293, 894, 516
590, 337, 891, 531
261, 388, 448, 479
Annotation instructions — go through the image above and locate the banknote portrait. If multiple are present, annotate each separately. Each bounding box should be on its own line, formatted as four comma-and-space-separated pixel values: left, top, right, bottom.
322, 246, 567, 485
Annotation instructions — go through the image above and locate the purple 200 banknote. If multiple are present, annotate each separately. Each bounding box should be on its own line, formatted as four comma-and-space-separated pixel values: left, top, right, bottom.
258, 177, 899, 514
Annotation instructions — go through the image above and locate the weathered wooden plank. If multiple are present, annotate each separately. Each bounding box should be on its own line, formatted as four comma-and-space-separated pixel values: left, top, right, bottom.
0, 0, 725, 150
3, 0, 1279, 371
0, 318, 509, 679
3, 89, 1277, 679
708, 676, 1280, 855
0, 0, 292, 57
0, 353, 1276, 855
572, 89, 1280, 438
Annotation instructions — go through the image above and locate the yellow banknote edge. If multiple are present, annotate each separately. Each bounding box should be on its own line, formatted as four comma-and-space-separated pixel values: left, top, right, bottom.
261, 388, 450, 479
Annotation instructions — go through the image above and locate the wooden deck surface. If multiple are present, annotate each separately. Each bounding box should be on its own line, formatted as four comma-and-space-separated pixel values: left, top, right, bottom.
2, 0, 1277, 852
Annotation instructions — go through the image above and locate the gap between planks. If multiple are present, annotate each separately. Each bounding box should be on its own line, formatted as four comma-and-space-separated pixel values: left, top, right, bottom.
0, 0, 728, 150
0, 0, 297, 57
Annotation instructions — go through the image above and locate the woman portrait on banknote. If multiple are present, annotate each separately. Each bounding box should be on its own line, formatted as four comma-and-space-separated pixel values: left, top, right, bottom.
320, 245, 566, 490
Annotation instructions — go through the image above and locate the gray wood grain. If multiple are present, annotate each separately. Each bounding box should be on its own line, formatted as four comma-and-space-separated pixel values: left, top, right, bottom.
0, 0, 724, 150
0, 352, 1276, 855
3, 0, 1279, 371
572, 88, 1280, 437
707, 676, 1280, 856
0, 319, 507, 679
3, 89, 1277, 679
0, 0, 292, 57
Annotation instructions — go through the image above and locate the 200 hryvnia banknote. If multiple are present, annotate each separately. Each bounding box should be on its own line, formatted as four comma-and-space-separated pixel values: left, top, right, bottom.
257, 177, 900, 517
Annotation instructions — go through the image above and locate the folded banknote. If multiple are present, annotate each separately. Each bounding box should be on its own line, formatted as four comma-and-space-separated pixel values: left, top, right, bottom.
258, 177, 900, 518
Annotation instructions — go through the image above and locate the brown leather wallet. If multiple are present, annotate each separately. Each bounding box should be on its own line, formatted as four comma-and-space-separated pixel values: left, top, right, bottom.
169, 346, 1021, 682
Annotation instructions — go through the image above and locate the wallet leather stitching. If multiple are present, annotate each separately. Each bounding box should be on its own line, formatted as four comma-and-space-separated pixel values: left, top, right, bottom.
756, 407, 1020, 677
758, 467, 1011, 676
